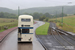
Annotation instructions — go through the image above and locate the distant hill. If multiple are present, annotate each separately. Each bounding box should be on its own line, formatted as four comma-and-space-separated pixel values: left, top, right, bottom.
0, 7, 17, 14
0, 5, 75, 14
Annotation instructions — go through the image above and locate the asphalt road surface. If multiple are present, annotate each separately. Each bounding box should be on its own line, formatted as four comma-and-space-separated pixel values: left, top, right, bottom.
0, 21, 45, 50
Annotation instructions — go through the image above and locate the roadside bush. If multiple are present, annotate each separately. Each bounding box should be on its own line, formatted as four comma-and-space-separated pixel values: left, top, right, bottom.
45, 18, 48, 21
59, 23, 63, 27
43, 19, 46, 21
4, 26, 8, 30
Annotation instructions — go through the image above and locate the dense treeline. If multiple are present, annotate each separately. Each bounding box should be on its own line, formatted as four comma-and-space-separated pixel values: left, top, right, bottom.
0, 12, 18, 19
24, 12, 53, 19
0, 12, 67, 21
24, 12, 67, 21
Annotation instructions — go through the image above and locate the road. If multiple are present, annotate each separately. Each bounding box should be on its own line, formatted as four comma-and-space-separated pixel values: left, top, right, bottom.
0, 21, 45, 50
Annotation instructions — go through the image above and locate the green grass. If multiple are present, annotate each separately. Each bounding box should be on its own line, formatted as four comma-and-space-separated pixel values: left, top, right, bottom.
0, 29, 5, 32
49, 15, 75, 33
0, 18, 18, 32
36, 22, 49, 35
56, 15, 75, 27
56, 22, 75, 33
0, 18, 17, 26
0, 25, 17, 32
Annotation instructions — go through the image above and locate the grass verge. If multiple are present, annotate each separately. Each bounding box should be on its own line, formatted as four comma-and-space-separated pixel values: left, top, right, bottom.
0, 25, 17, 32
36, 22, 49, 35
49, 15, 75, 33
56, 22, 75, 33
0, 18, 18, 32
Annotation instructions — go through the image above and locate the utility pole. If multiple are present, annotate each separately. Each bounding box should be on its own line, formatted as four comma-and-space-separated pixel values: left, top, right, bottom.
61, 2, 72, 25
56, 11, 57, 23
18, 6, 20, 16
62, 6, 63, 25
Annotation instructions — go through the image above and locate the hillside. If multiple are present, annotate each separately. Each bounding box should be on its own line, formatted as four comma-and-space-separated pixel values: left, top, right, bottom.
20, 6, 75, 14
50, 15, 75, 33
0, 5, 75, 14
0, 7, 17, 14
56, 15, 75, 26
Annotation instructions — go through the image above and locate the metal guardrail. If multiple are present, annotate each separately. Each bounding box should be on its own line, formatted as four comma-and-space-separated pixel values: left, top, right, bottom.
51, 27, 73, 36
56, 28, 73, 36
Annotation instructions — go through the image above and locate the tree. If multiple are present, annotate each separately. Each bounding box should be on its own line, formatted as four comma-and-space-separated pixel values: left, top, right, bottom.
44, 13, 50, 17
32, 12, 40, 19
45, 18, 48, 21
0, 12, 17, 19
0, 12, 4, 18
44, 13, 53, 18
58, 13, 67, 17
39, 16, 46, 21
74, 14, 75, 15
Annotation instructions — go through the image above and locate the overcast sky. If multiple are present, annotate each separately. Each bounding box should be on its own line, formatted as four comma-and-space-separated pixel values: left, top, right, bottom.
0, 0, 75, 10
